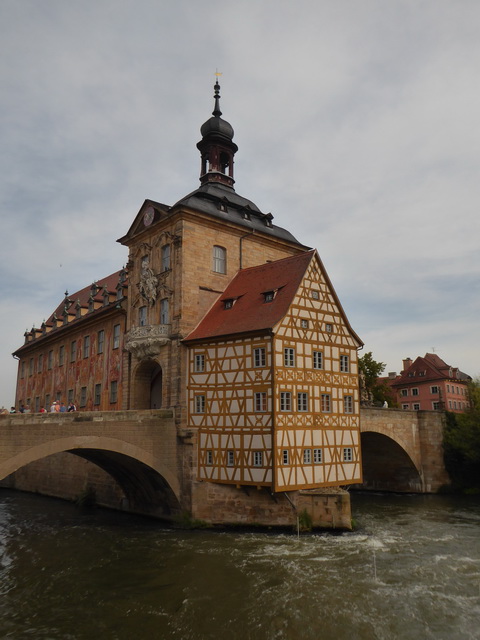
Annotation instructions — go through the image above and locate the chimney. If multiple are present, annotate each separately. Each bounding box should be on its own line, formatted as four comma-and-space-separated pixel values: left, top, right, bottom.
402, 358, 412, 373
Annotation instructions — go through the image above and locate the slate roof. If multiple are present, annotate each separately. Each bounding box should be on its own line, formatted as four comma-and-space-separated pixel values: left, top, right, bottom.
172, 182, 305, 246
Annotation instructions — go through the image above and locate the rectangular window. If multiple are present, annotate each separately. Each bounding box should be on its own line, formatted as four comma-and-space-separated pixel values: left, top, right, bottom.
206, 450, 213, 466
412, 388, 419, 396
226, 450, 235, 467
282, 450, 289, 465
325, 323, 333, 333
303, 448, 311, 464
280, 392, 292, 411
311, 290, 319, 300
59, 345, 65, 366
321, 394, 331, 413
35, 396, 40, 412
255, 392, 267, 412
283, 347, 295, 367
160, 298, 169, 324
97, 330, 105, 354
194, 354, 205, 372
213, 245, 226, 274
29, 358, 34, 376
48, 350, 54, 370
37, 354, 43, 373
161, 244, 171, 271
94, 384, 101, 406
70, 341, 76, 362
300, 319, 308, 329
83, 335, 90, 359
139, 306, 147, 327
21, 361, 25, 378
313, 351, 323, 370
45, 394, 50, 409
432, 401, 441, 410
195, 395, 205, 413
67, 389, 73, 404
400, 389, 408, 397
252, 451, 263, 467
80, 386, 87, 408
110, 380, 118, 404
343, 395, 353, 414
413, 403, 420, 410
113, 325, 120, 349
254, 347, 266, 368
313, 448, 323, 464
343, 448, 353, 462
402, 404, 409, 410
340, 354, 349, 373
297, 392, 308, 412
430, 385, 439, 394
447, 384, 450, 392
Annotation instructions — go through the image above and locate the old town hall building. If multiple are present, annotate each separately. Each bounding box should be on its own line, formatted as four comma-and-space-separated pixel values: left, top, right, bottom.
13, 83, 363, 500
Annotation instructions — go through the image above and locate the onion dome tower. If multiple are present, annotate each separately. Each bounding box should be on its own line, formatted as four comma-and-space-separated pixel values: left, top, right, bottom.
197, 80, 238, 188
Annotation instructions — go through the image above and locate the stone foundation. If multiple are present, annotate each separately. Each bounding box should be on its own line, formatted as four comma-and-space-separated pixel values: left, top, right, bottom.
191, 481, 352, 530
1, 454, 352, 530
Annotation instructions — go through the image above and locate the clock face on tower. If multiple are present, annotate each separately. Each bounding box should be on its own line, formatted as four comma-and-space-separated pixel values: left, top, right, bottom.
143, 207, 154, 227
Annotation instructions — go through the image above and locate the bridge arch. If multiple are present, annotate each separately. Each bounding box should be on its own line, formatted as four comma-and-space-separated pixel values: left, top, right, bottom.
359, 430, 424, 493
0, 435, 182, 518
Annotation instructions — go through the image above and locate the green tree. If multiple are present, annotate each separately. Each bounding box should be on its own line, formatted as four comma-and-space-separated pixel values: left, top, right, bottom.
358, 351, 396, 407
443, 378, 480, 492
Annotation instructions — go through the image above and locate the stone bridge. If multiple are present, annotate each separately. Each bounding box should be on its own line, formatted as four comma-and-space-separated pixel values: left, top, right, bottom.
0, 407, 451, 522
358, 407, 450, 493
0, 409, 192, 519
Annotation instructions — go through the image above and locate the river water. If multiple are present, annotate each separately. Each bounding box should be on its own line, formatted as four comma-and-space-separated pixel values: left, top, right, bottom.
0, 489, 479, 640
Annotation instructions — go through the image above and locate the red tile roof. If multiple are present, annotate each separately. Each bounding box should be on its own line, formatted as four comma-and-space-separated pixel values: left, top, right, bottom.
184, 250, 315, 342
391, 353, 471, 386
48, 270, 124, 322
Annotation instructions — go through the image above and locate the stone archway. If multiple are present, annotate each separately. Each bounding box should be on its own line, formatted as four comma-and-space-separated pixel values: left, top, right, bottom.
132, 359, 163, 410
357, 431, 424, 493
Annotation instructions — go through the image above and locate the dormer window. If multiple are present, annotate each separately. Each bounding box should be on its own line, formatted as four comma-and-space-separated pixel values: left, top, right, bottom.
103, 293, 109, 307
217, 202, 227, 212
224, 298, 235, 310
75, 301, 82, 319
242, 209, 251, 220
116, 287, 123, 301
264, 291, 275, 303
265, 213, 273, 228
88, 297, 94, 313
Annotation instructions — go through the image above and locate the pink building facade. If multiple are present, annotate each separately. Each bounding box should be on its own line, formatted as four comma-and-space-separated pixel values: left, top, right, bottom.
388, 353, 471, 413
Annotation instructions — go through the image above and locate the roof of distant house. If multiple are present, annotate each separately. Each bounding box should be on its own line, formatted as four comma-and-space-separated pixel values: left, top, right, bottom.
389, 353, 471, 387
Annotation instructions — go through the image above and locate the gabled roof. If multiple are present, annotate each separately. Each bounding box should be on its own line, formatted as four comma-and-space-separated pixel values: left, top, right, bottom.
391, 353, 471, 386
184, 251, 315, 342
117, 199, 170, 245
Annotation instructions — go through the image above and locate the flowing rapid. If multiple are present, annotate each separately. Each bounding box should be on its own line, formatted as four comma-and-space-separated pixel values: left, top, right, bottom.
0, 489, 479, 639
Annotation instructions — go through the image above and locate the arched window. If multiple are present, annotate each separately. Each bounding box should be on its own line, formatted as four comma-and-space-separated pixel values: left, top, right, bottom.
213, 245, 226, 274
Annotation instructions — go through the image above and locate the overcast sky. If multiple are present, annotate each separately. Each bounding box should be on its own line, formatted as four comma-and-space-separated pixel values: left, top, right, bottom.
1, 0, 479, 408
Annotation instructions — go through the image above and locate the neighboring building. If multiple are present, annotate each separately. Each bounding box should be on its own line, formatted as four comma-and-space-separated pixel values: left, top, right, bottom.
13, 81, 363, 493
14, 271, 127, 412
387, 353, 471, 413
